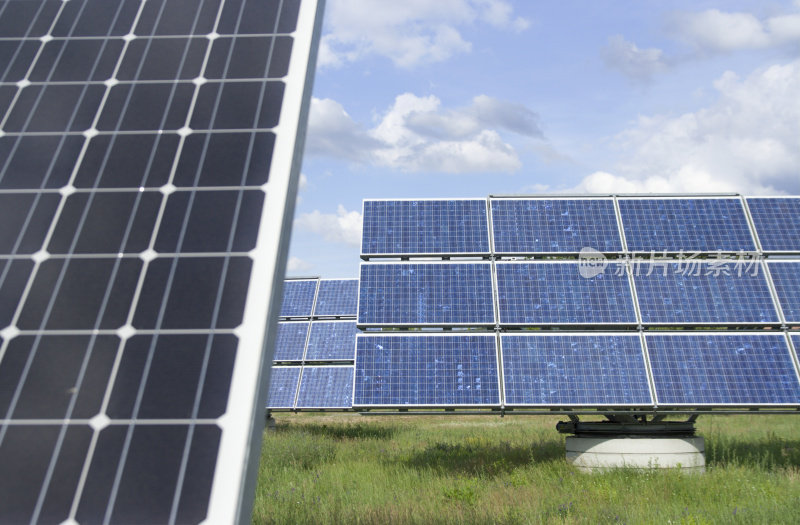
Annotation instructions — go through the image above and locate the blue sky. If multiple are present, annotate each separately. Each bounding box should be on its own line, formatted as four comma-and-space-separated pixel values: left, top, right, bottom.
287, 0, 800, 278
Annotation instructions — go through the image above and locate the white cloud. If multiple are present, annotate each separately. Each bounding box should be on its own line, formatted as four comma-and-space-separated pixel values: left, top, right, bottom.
602, 35, 668, 81
319, 0, 528, 68
286, 256, 313, 274
304, 98, 383, 161
294, 205, 363, 246
673, 8, 800, 52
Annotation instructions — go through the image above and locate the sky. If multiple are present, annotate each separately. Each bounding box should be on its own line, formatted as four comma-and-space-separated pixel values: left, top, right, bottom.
286, 0, 800, 279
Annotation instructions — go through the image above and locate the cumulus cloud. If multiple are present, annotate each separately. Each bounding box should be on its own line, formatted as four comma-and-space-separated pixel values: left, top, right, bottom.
673, 8, 800, 52
286, 256, 313, 274
602, 35, 668, 81
294, 205, 363, 246
304, 98, 383, 161
319, 0, 528, 68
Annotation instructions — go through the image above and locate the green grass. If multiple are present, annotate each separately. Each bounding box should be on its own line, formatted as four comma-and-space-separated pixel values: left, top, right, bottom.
253, 414, 800, 524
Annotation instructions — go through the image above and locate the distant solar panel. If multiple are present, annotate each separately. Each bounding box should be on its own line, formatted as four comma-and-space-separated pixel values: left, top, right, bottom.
618, 197, 755, 252
358, 262, 495, 326
353, 334, 500, 407
361, 199, 490, 256
305, 321, 359, 361
646, 334, 800, 406
767, 262, 800, 324
633, 261, 778, 324
313, 278, 358, 317
501, 334, 652, 406
295, 366, 354, 409
280, 279, 318, 318
495, 262, 636, 325
490, 198, 623, 253
266, 367, 301, 410
747, 197, 800, 252
274, 322, 310, 362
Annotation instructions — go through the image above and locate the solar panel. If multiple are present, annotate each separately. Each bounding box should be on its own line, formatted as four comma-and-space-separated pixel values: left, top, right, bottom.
495, 261, 637, 325
0, 1, 323, 523
353, 334, 500, 407
360, 199, 490, 256
305, 320, 359, 361
646, 334, 800, 406
490, 198, 623, 254
501, 334, 652, 406
767, 262, 800, 324
295, 365, 354, 409
266, 366, 301, 410
746, 197, 800, 252
633, 261, 779, 325
274, 322, 310, 362
618, 197, 755, 252
358, 262, 495, 327
313, 278, 358, 317
280, 279, 318, 318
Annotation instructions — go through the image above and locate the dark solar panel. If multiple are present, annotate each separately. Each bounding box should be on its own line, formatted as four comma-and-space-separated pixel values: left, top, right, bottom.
313, 278, 358, 317
353, 334, 500, 407
767, 262, 800, 324
273, 322, 310, 362
280, 279, 318, 318
490, 198, 623, 253
646, 334, 800, 406
501, 334, 652, 406
747, 197, 800, 252
266, 366, 301, 410
305, 321, 359, 361
295, 366, 354, 409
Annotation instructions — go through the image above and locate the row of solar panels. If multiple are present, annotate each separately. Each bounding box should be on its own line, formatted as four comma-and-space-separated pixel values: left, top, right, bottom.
357, 260, 800, 327
268, 332, 800, 409
275, 320, 358, 362
280, 278, 358, 318
361, 196, 800, 256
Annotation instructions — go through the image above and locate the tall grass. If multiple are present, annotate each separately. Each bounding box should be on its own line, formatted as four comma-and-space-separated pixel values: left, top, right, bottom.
253, 414, 800, 524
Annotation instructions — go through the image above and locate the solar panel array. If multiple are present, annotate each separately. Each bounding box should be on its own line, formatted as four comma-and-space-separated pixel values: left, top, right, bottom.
0, 1, 323, 523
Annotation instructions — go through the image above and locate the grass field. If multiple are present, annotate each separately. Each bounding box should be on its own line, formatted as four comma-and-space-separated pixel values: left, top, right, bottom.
253, 413, 800, 524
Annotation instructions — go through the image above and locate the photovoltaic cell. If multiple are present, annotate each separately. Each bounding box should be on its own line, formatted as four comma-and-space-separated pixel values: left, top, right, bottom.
646, 334, 800, 405
747, 197, 800, 252
767, 262, 800, 324
295, 366, 354, 409
491, 198, 623, 253
633, 261, 779, 324
280, 279, 318, 318
273, 322, 310, 362
0, 1, 323, 523
495, 262, 636, 325
354, 334, 500, 407
361, 199, 490, 256
358, 263, 495, 326
305, 321, 359, 361
618, 198, 755, 252
266, 367, 301, 410
501, 334, 652, 406
313, 278, 358, 317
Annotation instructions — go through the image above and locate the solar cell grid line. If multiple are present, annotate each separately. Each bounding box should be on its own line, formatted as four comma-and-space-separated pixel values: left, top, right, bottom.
273, 321, 310, 362
617, 196, 756, 253
312, 278, 358, 317
495, 261, 638, 326
746, 197, 800, 253
500, 333, 653, 407
357, 261, 496, 327
353, 333, 501, 407
0, 0, 324, 524
632, 260, 780, 325
360, 198, 491, 257
766, 261, 800, 325
295, 365, 354, 409
266, 366, 301, 410
304, 320, 359, 361
279, 278, 318, 318
490, 197, 624, 254
645, 333, 800, 406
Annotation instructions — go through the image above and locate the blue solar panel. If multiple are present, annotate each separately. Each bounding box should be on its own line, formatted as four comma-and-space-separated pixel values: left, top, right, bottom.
361, 199, 490, 255
633, 261, 778, 324
295, 366, 354, 409
353, 334, 500, 407
273, 322, 309, 362
313, 279, 358, 317
266, 367, 301, 409
491, 198, 623, 253
747, 198, 800, 252
619, 198, 755, 252
501, 334, 652, 406
305, 321, 359, 361
358, 263, 495, 326
495, 262, 636, 325
646, 334, 800, 405
767, 262, 800, 324
280, 279, 318, 318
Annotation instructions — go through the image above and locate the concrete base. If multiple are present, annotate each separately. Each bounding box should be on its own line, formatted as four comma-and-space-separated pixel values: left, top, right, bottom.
566, 436, 705, 473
